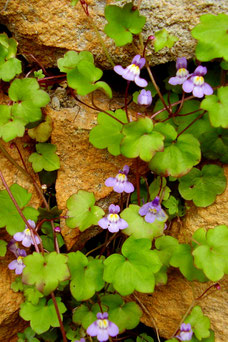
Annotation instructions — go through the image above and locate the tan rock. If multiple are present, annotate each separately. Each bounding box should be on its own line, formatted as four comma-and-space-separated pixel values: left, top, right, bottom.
0, 0, 227, 67
137, 165, 228, 342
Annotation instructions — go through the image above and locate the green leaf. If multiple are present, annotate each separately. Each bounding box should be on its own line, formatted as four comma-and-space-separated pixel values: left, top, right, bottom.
0, 239, 7, 256
120, 117, 164, 162
200, 127, 228, 163
20, 297, 66, 334
149, 176, 170, 201
185, 306, 210, 340
24, 286, 44, 305
170, 244, 208, 282
9, 78, 50, 123
28, 115, 52, 142
0, 184, 39, 235
155, 235, 179, 266
101, 294, 142, 333
149, 124, 201, 177
192, 225, 228, 281
0, 57, 22, 82
22, 252, 70, 295
103, 237, 162, 295
201, 87, 228, 128
163, 195, 185, 217
57, 51, 112, 97
29, 143, 60, 172
17, 327, 40, 342
153, 93, 179, 121
178, 165, 226, 207
191, 14, 228, 61
73, 303, 102, 329
137, 333, 154, 342
0, 105, 25, 142
68, 251, 104, 301
104, 3, 146, 46
40, 222, 64, 252
66, 190, 104, 231
121, 204, 167, 240
89, 109, 127, 156
38, 206, 62, 221
154, 29, 178, 52
71, 0, 79, 5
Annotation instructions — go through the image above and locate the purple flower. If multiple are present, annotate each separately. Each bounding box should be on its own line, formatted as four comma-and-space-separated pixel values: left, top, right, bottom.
114, 55, 148, 87
139, 196, 166, 223
98, 204, 128, 233
182, 65, 213, 98
168, 57, 190, 85
7, 239, 20, 257
13, 219, 40, 248
87, 312, 119, 342
8, 249, 27, 275
137, 89, 152, 106
176, 323, 193, 341
105, 165, 134, 194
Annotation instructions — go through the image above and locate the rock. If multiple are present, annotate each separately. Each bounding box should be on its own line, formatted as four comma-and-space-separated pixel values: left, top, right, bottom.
0, 0, 227, 68
137, 166, 228, 342
47, 88, 147, 250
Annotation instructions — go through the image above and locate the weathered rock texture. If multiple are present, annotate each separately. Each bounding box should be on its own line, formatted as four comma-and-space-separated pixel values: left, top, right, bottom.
0, 0, 227, 68
137, 166, 228, 342
48, 88, 147, 250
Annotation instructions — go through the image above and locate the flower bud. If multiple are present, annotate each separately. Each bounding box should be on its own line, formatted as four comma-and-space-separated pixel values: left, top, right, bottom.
137, 89, 152, 106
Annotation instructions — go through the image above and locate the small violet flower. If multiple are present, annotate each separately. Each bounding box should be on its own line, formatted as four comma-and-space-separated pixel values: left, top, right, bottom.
137, 89, 152, 106
98, 204, 128, 233
8, 249, 27, 275
182, 65, 213, 98
7, 238, 20, 257
139, 196, 166, 223
87, 312, 119, 342
168, 57, 190, 85
176, 323, 193, 341
114, 55, 148, 87
13, 219, 40, 248
105, 165, 134, 194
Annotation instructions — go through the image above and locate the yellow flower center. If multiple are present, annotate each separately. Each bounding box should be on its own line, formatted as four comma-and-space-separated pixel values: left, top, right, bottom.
194, 76, 204, 85
117, 173, 127, 182
98, 319, 109, 329
108, 213, 119, 223
17, 256, 24, 264
25, 228, 31, 236
176, 68, 188, 77
128, 64, 140, 75
149, 208, 157, 214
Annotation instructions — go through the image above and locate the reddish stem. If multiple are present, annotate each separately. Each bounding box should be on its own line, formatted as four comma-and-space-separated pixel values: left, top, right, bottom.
125, 81, 130, 122
51, 292, 67, 342
177, 111, 206, 137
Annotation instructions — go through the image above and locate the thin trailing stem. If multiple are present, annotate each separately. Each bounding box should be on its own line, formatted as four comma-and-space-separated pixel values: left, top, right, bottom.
177, 111, 206, 137
146, 64, 172, 116
125, 81, 130, 122
171, 282, 220, 338
51, 292, 67, 342
0, 170, 41, 253
136, 158, 141, 205
91, 93, 125, 124
151, 95, 195, 119
133, 294, 161, 342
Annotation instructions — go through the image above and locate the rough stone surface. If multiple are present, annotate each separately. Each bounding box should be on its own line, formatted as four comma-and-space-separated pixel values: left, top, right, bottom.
137, 165, 228, 342
0, 0, 227, 68
48, 88, 147, 250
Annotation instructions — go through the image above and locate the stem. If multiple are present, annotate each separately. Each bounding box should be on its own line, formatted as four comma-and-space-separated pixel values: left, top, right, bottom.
177, 111, 206, 137
0, 170, 41, 253
146, 64, 172, 115
0, 141, 49, 208
136, 158, 141, 206
51, 292, 67, 342
133, 294, 161, 342
151, 95, 195, 119
10, 142, 29, 172
125, 81, 130, 122
28, 53, 48, 76
91, 93, 125, 124
79, 0, 114, 67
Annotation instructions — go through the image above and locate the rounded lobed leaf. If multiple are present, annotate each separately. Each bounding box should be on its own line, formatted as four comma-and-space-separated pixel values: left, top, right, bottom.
28, 143, 60, 172
178, 164, 226, 207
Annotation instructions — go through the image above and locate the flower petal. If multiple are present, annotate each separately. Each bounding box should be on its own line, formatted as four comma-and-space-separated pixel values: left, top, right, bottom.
176, 57, 187, 70
182, 79, 194, 93
123, 181, 134, 193
144, 212, 155, 223
105, 177, 116, 187
118, 219, 128, 230
139, 202, 151, 216
203, 82, 213, 96
114, 65, 125, 76
8, 260, 18, 270
132, 54, 141, 65
87, 322, 99, 337
107, 322, 119, 337
194, 65, 207, 76
122, 165, 130, 175
98, 218, 109, 229
97, 330, 109, 342
13, 232, 24, 242
135, 76, 148, 87
193, 85, 204, 98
